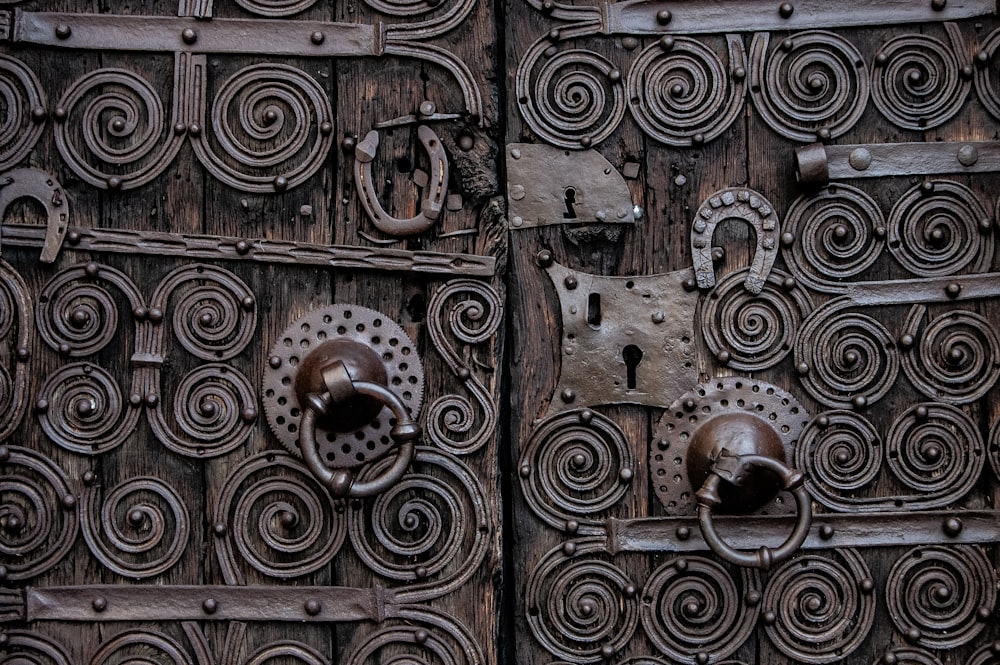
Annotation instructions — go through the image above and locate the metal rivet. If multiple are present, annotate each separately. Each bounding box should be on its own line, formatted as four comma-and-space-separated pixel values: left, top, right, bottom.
560, 388, 575, 403
716, 350, 731, 365
415, 565, 428, 578
780, 38, 794, 52
563, 541, 577, 556
579, 410, 593, 424
957, 144, 979, 166
651, 311, 665, 324
565, 519, 579, 534
53, 107, 68, 121
241, 408, 257, 423
779, 3, 794, 17
15, 346, 29, 361
415, 629, 430, 644
906, 627, 921, 642
188, 123, 202, 137
915, 405, 929, 421
619, 468, 633, 483
145, 393, 160, 408
548, 28, 561, 41
852, 395, 867, 410
107, 177, 123, 190
129, 393, 143, 407
458, 134, 475, 151
273, 176, 289, 191
31, 107, 47, 123
202, 598, 218, 614
600, 645, 615, 660
92, 597, 107, 612
623, 583, 636, 598
67, 230, 81, 245
55, 24, 72, 39
733, 66, 746, 81
621, 36, 639, 50
849, 148, 873, 171
656, 9, 672, 24
676, 526, 690, 540
780, 232, 795, 247
419, 100, 436, 116
819, 524, 834, 540
82, 470, 96, 485
745, 590, 761, 606
519, 464, 530, 478
860, 578, 875, 594
695, 653, 709, 665
214, 522, 226, 536
763, 611, 776, 625
931, 0, 946, 9
580, 136, 592, 148
782, 276, 796, 291
241, 295, 255, 310
305, 599, 322, 615
674, 557, 688, 571
898, 334, 914, 350
311, 31, 325, 44
564, 275, 578, 290
181, 28, 197, 44
943, 517, 963, 537
945, 282, 962, 298
659, 36, 675, 51
457, 367, 472, 380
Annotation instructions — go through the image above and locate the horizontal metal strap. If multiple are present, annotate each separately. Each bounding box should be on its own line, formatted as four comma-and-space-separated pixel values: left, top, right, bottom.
603, 510, 1000, 555
1, 224, 496, 278
796, 141, 1000, 185
8, 11, 382, 56
23, 585, 391, 623
606, 0, 993, 35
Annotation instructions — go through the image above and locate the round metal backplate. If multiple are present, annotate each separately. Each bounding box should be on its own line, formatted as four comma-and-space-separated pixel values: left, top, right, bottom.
263, 305, 424, 469
650, 377, 811, 516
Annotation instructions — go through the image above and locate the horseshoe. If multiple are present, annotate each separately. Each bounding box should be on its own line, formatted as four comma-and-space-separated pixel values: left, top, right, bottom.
353, 125, 449, 238
0, 168, 70, 263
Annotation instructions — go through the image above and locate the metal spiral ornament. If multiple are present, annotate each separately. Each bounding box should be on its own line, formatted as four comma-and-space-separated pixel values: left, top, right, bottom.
213, 451, 346, 585
0, 260, 32, 442
0, 446, 77, 581
516, 36, 626, 149
37, 272, 120, 357
427, 280, 502, 456
783, 185, 886, 291
151, 264, 256, 361
526, 543, 639, 664
519, 409, 634, 529
348, 448, 491, 602
54, 69, 183, 189
886, 546, 996, 649
900, 306, 1000, 404
0, 54, 46, 170
876, 647, 944, 665
149, 364, 256, 458
640, 556, 759, 665
80, 477, 190, 579
233, 0, 317, 16
345, 605, 484, 665
973, 26, 1000, 122
887, 180, 992, 278
244, 641, 328, 665
885, 403, 983, 498
750, 31, 869, 141
761, 549, 875, 663
0, 631, 72, 665
967, 643, 1000, 665
795, 299, 899, 409
795, 410, 881, 512
871, 29, 969, 130
37, 363, 139, 455
627, 35, 746, 147
88, 631, 193, 665
989, 415, 1000, 482
700, 268, 813, 371
196, 64, 333, 192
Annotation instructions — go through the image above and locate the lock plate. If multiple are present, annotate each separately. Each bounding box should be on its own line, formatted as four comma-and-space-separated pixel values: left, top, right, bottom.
262, 305, 424, 469
542, 259, 698, 415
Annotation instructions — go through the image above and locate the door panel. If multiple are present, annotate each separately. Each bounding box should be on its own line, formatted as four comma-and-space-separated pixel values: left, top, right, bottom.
505, 3, 1000, 664
0, 0, 503, 663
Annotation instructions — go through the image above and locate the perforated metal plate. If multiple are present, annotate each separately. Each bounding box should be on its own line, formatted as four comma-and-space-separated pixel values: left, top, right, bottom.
650, 377, 811, 516
263, 304, 424, 469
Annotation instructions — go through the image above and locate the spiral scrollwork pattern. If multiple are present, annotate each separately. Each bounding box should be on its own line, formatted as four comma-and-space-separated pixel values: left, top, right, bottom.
783, 185, 886, 291
627, 35, 746, 147
900, 307, 1000, 404
151, 264, 256, 361
88, 631, 193, 665
520, 409, 634, 529
886, 546, 996, 649
54, 69, 183, 190
887, 181, 992, 278
37, 362, 139, 455
0, 54, 46, 170
244, 641, 328, 665
795, 410, 882, 511
640, 556, 759, 665
516, 37, 626, 149
700, 268, 813, 371
0, 260, 31, 442
0, 631, 72, 665
427, 280, 502, 456
795, 299, 899, 409
149, 364, 257, 457
37, 274, 120, 358
233, 0, 318, 16
967, 643, 1000, 665
526, 543, 638, 664
974, 27, 1000, 121
80, 477, 190, 578
0, 446, 77, 581
885, 403, 983, 499
196, 64, 333, 192
349, 448, 491, 602
871, 28, 969, 130
762, 549, 875, 663
750, 31, 869, 141
213, 452, 346, 584
345, 606, 484, 665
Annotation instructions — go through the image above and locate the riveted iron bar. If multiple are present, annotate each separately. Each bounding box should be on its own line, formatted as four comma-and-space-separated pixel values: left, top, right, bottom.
606, 0, 993, 35
796, 141, 1000, 185
603, 511, 1000, 555
0, 224, 495, 277
6, 11, 382, 56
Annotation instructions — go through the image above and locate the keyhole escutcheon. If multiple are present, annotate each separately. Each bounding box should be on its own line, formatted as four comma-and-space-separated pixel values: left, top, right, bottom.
623, 344, 643, 390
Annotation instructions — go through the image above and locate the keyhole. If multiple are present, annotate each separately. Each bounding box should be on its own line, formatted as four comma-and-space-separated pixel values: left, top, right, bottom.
623, 345, 643, 390
587, 293, 602, 326
563, 187, 578, 219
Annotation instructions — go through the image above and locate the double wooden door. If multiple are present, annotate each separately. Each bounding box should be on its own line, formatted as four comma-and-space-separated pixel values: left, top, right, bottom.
1, 1, 999, 664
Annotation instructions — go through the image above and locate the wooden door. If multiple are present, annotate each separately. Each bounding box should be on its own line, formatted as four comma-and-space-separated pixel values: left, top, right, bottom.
0, 1, 504, 664
505, 2, 1000, 664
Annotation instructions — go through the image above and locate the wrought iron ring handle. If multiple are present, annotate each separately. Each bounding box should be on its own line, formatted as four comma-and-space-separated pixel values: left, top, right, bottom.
695, 454, 812, 570
299, 363, 421, 499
